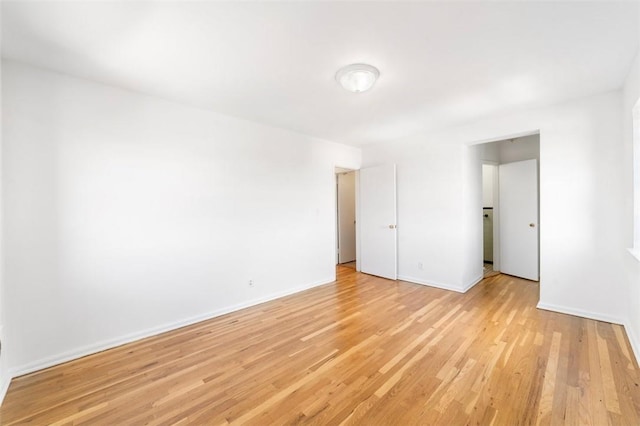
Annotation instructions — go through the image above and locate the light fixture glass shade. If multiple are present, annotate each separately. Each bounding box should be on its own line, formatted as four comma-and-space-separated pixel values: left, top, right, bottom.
336, 63, 380, 93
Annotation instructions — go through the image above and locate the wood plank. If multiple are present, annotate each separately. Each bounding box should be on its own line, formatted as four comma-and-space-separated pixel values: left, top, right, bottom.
2, 267, 640, 424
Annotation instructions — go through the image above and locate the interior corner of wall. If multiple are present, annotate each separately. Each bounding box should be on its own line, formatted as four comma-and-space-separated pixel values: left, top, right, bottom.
0, 370, 10, 406
624, 320, 640, 368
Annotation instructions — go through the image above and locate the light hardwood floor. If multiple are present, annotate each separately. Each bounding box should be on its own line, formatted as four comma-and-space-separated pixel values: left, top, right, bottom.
2, 267, 640, 425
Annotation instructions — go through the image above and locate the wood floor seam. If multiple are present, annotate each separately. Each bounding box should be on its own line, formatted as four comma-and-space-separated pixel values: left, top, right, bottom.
1, 267, 639, 424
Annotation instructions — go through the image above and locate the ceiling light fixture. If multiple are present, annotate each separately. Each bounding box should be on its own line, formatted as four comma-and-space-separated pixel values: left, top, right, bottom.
335, 63, 380, 93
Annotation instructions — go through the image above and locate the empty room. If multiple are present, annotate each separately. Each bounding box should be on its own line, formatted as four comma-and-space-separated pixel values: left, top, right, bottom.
0, 1, 639, 424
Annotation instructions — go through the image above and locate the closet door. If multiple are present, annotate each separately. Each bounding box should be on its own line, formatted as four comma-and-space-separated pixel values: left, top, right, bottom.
359, 164, 397, 280
499, 159, 538, 281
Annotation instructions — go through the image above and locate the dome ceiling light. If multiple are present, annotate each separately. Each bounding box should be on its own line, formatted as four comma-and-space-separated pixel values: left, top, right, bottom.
335, 63, 380, 93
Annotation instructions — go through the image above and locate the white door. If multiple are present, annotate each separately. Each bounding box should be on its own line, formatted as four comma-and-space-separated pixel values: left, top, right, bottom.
337, 172, 356, 263
360, 164, 397, 280
499, 159, 538, 281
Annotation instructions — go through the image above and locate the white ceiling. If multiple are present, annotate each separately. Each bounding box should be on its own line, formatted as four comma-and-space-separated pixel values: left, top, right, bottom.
2, 1, 638, 146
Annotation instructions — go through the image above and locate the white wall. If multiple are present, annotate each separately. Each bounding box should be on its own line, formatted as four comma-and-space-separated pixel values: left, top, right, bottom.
497, 135, 540, 164
480, 134, 540, 164
623, 51, 640, 362
363, 141, 482, 292
363, 90, 626, 324
1, 60, 361, 376
0, 9, 7, 403
482, 165, 494, 208
461, 144, 484, 288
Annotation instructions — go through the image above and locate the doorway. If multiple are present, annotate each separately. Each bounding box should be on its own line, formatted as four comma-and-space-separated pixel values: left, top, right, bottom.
335, 164, 398, 280
482, 163, 500, 278
479, 135, 540, 281
336, 168, 357, 270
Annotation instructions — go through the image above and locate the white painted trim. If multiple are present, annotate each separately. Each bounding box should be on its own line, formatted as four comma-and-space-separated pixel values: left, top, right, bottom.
0, 373, 11, 407
462, 274, 484, 293
536, 302, 624, 325
398, 274, 479, 294
624, 322, 640, 368
0, 322, 10, 405
10, 276, 335, 378
398, 275, 464, 292
355, 170, 361, 272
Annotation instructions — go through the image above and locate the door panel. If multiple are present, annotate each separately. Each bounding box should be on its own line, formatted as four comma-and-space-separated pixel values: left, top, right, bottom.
359, 164, 397, 280
499, 159, 539, 281
337, 172, 356, 263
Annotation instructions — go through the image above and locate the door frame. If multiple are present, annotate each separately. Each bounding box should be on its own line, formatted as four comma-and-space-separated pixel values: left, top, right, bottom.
334, 166, 360, 272
470, 129, 541, 287
482, 160, 501, 272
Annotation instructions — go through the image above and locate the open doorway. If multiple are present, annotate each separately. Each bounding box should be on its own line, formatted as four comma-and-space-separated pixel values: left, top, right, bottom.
482, 163, 500, 278
334, 163, 398, 280
336, 167, 357, 270
479, 134, 540, 281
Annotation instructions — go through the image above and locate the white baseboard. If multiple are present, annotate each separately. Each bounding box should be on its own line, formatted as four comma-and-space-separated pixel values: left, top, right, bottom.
461, 274, 484, 293
398, 274, 470, 293
536, 302, 624, 325
624, 321, 640, 367
10, 276, 335, 378
0, 372, 10, 406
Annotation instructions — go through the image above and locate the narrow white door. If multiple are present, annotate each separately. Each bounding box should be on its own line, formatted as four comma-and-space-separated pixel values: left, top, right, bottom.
499, 159, 539, 281
360, 164, 397, 280
337, 172, 356, 263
